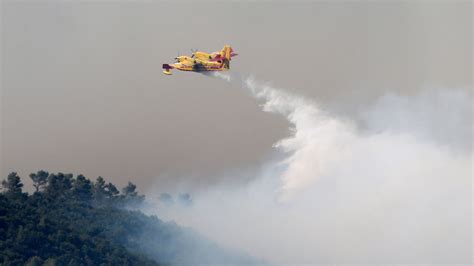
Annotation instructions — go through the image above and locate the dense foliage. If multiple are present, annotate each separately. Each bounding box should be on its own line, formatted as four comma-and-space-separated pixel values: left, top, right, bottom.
0, 171, 158, 265
0, 171, 257, 266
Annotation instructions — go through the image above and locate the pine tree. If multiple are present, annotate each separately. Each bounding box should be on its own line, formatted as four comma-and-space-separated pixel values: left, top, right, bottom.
105, 182, 120, 198
45, 173, 73, 199
29, 170, 49, 192
122, 182, 138, 197
2, 172, 23, 195
93, 176, 107, 204
73, 174, 93, 201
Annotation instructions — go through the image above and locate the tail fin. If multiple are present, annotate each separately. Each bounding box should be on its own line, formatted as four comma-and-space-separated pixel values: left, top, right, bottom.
221, 45, 233, 60
221, 45, 233, 69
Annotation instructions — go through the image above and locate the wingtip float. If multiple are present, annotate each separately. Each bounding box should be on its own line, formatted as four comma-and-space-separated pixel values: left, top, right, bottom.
162, 45, 237, 75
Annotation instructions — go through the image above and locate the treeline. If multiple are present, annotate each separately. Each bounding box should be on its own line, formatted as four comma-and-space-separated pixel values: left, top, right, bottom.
0, 171, 153, 265
1, 171, 258, 266
2, 171, 145, 208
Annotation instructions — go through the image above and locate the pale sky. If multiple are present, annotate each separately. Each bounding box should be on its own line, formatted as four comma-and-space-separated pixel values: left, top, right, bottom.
1, 0, 472, 192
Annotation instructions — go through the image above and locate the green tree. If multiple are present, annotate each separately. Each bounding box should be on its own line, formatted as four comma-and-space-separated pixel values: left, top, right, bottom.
45, 173, 73, 199
122, 182, 144, 207
105, 182, 120, 198
29, 170, 49, 192
93, 176, 107, 203
2, 172, 23, 195
122, 182, 138, 197
72, 175, 93, 202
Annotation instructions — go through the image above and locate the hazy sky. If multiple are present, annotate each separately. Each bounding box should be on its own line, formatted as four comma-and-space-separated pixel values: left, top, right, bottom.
1, 0, 472, 192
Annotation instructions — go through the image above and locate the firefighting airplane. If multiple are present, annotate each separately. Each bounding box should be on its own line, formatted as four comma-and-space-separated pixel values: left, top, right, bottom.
162, 45, 237, 75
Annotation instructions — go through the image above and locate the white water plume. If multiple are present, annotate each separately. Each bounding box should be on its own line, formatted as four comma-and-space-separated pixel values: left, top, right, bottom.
148, 72, 472, 264
244, 77, 357, 201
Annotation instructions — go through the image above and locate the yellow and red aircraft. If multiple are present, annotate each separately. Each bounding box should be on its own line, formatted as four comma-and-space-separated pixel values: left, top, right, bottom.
162, 45, 237, 75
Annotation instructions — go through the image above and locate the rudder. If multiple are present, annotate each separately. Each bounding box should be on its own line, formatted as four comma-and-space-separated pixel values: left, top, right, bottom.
222, 45, 233, 60
221, 45, 233, 69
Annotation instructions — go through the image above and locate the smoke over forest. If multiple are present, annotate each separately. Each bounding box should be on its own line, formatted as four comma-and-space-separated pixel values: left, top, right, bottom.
148, 73, 472, 264
2, 1, 471, 265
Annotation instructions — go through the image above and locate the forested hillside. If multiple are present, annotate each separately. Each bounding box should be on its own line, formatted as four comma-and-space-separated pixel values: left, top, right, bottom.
0, 171, 255, 265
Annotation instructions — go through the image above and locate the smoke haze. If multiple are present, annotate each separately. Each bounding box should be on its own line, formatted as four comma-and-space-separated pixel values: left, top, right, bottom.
1, 1, 472, 264
2, 1, 471, 191
148, 73, 472, 264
